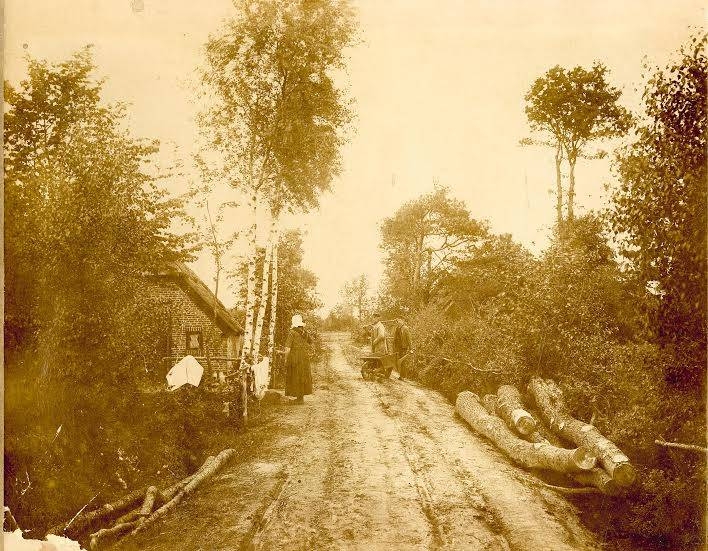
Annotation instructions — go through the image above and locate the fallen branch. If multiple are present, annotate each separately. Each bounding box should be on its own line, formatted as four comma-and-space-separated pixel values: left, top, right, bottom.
456, 392, 596, 474
526, 478, 604, 495
129, 449, 236, 538
109, 456, 215, 528
655, 438, 708, 454
47, 486, 147, 540
90, 520, 142, 550
529, 377, 637, 488
89, 455, 218, 549
414, 352, 510, 374
139, 486, 159, 517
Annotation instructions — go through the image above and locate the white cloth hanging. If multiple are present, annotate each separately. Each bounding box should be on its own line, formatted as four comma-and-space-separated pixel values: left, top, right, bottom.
166, 355, 204, 391
251, 357, 271, 400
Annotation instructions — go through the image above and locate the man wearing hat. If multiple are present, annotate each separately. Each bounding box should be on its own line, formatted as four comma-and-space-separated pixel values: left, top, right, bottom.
370, 312, 388, 355
393, 318, 411, 380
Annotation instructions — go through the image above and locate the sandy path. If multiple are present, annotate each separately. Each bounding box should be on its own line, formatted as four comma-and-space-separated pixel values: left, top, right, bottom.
119, 332, 600, 551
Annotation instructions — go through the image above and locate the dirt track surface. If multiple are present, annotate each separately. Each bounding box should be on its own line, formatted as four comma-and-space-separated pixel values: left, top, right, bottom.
120, 332, 600, 550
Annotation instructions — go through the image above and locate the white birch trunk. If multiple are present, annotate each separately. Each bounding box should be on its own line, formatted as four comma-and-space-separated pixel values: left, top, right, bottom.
239, 185, 259, 370
251, 216, 275, 361
266, 228, 280, 360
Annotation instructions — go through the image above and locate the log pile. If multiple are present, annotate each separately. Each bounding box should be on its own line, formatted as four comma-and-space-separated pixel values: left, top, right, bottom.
528, 378, 636, 488
456, 379, 635, 496
46, 449, 235, 550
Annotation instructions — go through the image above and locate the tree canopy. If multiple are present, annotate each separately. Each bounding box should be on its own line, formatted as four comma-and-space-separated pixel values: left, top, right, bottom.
200, 0, 356, 212
610, 33, 707, 386
4, 48, 191, 382
525, 63, 631, 222
380, 186, 488, 312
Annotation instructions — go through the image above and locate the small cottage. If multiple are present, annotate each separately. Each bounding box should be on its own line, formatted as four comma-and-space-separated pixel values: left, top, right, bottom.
147, 262, 243, 379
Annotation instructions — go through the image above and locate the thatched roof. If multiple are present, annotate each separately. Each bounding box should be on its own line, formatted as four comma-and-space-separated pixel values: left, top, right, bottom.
156, 262, 243, 335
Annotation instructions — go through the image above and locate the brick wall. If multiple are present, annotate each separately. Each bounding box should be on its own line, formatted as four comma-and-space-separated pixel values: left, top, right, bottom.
143, 277, 242, 377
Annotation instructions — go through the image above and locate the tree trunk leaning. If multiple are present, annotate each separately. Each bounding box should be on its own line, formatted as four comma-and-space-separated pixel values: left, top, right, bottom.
528, 377, 636, 487
496, 385, 537, 436
456, 392, 596, 474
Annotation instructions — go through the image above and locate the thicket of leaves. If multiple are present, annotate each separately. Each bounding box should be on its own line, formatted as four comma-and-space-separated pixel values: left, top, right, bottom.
399, 35, 705, 549
611, 33, 707, 389
5, 48, 191, 384
4, 50, 192, 533
405, 215, 704, 548
379, 186, 488, 313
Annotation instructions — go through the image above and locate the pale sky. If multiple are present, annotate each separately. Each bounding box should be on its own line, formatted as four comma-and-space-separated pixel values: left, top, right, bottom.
5, 1, 706, 312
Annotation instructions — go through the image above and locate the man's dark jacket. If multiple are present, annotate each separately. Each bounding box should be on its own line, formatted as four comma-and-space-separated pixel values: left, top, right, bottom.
393, 324, 411, 353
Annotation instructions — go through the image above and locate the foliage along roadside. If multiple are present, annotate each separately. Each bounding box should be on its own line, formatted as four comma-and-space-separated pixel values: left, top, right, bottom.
376, 34, 706, 551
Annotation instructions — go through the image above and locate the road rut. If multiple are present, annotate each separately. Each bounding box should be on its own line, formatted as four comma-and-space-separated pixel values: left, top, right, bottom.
119, 332, 599, 551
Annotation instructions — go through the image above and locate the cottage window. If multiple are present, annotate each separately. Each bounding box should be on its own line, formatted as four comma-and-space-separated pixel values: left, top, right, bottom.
186, 330, 203, 353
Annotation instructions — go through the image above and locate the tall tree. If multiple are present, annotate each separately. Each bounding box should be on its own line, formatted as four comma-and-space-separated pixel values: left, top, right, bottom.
380, 186, 488, 312
200, 0, 356, 367
525, 63, 631, 223
4, 48, 190, 383
237, 230, 321, 353
342, 274, 370, 322
611, 33, 707, 386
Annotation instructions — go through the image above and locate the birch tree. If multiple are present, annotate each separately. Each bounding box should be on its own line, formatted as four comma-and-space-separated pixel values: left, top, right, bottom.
251, 215, 277, 360
201, 0, 356, 368
266, 227, 280, 359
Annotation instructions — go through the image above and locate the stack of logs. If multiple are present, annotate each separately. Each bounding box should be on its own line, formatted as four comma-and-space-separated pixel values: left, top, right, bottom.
456, 378, 636, 495
46, 449, 236, 550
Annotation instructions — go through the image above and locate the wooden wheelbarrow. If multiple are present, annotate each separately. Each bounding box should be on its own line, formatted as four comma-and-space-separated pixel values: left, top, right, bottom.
359, 352, 398, 381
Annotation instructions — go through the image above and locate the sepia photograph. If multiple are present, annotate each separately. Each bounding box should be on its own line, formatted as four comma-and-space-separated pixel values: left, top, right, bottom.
3, 1, 706, 549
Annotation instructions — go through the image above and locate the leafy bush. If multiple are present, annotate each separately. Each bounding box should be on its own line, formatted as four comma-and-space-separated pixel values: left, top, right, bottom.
403, 214, 705, 549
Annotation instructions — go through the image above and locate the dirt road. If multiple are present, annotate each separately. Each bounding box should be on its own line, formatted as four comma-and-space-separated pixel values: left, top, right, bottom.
120, 333, 600, 550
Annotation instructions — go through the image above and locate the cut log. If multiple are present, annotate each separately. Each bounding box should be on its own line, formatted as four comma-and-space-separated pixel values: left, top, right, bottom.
525, 409, 569, 448
46, 486, 147, 539
528, 378, 636, 487
481, 394, 498, 415
89, 520, 141, 550
571, 468, 621, 496
139, 486, 159, 517
129, 449, 236, 538
496, 385, 537, 436
456, 392, 596, 473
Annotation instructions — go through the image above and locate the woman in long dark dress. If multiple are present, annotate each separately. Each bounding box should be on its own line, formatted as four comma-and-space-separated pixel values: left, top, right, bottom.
284, 314, 313, 404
